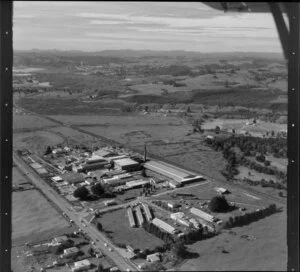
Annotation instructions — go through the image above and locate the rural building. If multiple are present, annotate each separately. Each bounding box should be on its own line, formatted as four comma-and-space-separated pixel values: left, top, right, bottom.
214, 187, 230, 194
144, 160, 203, 184
190, 207, 215, 223
86, 155, 106, 164
127, 208, 136, 228
152, 218, 176, 234
189, 218, 202, 229
84, 178, 96, 186
149, 177, 164, 184
126, 245, 138, 254
126, 179, 149, 189
61, 172, 85, 184
62, 247, 79, 258
167, 202, 180, 209
30, 162, 43, 169
146, 252, 160, 263
114, 173, 132, 179
107, 155, 129, 163
170, 212, 185, 220
113, 185, 129, 193
103, 177, 127, 187
114, 158, 140, 171
104, 199, 117, 206
51, 176, 63, 183
177, 218, 190, 227
170, 212, 190, 227
105, 169, 126, 177
135, 206, 144, 226
168, 180, 181, 188
35, 167, 48, 175
110, 267, 119, 272
82, 161, 109, 171
141, 203, 152, 221
93, 149, 116, 158
53, 235, 68, 244
71, 259, 91, 272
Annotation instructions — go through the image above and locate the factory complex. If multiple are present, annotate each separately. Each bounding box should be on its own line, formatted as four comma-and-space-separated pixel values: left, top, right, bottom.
25, 144, 207, 208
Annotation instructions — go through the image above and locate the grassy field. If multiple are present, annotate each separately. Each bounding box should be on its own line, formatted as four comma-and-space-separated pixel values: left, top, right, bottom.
12, 167, 71, 245
13, 111, 57, 131
178, 207, 287, 271
13, 130, 65, 155
98, 208, 164, 251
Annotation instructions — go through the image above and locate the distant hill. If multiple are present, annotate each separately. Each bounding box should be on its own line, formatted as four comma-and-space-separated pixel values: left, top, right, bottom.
14, 49, 284, 60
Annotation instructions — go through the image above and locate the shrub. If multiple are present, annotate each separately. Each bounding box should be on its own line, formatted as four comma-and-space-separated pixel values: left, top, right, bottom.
209, 196, 230, 212
73, 186, 89, 200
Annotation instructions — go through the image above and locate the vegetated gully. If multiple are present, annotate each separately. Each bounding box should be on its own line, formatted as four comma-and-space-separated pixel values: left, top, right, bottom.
14, 102, 286, 207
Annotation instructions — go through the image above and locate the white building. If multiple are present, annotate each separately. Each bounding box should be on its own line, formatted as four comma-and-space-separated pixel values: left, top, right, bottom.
126, 179, 149, 189
190, 207, 215, 223
53, 235, 68, 244
146, 252, 160, 263
62, 247, 79, 258
114, 158, 140, 171
71, 259, 91, 272
51, 176, 63, 182
152, 218, 176, 234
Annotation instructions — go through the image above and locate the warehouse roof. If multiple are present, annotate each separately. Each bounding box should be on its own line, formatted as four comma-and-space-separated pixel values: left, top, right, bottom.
126, 179, 149, 188
146, 252, 160, 263
30, 162, 43, 169
114, 158, 139, 167
93, 149, 115, 158
144, 161, 193, 182
73, 259, 91, 267
152, 218, 176, 234
63, 247, 79, 255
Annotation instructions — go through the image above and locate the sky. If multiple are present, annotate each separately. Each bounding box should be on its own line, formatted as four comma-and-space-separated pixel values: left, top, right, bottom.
13, 2, 283, 53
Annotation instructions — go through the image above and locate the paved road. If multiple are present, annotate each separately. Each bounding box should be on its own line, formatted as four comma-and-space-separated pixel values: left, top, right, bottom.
13, 153, 138, 272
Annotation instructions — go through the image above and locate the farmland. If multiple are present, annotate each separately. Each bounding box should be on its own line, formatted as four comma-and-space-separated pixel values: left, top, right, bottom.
12, 167, 71, 246
11, 50, 288, 271
178, 206, 287, 271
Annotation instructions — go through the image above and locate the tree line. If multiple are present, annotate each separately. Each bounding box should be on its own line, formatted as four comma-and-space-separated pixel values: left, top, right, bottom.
223, 204, 277, 229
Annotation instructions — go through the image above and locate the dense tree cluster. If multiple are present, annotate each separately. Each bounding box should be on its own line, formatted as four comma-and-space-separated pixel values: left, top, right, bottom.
242, 177, 286, 190
142, 221, 174, 244
206, 135, 287, 186
223, 204, 277, 229
73, 186, 90, 200
209, 135, 287, 158
209, 196, 230, 213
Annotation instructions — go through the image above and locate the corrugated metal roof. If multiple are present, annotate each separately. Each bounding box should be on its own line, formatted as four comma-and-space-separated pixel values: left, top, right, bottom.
152, 218, 175, 234
190, 207, 214, 222
114, 158, 139, 167
144, 161, 191, 182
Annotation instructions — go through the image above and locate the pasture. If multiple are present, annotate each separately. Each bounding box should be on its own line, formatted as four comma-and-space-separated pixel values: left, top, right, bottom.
98, 208, 164, 251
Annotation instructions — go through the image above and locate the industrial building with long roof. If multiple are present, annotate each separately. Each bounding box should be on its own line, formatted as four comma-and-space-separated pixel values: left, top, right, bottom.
144, 160, 204, 183
151, 218, 176, 234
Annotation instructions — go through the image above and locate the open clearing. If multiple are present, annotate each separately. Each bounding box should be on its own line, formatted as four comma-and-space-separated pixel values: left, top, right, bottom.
98, 208, 164, 251
202, 118, 287, 137
13, 166, 70, 245
13, 111, 57, 131
178, 207, 287, 271
13, 130, 64, 155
